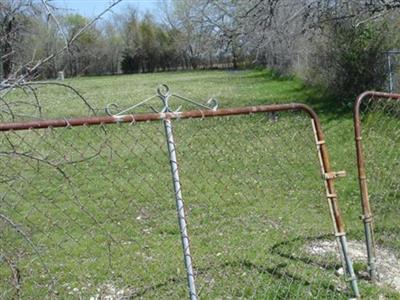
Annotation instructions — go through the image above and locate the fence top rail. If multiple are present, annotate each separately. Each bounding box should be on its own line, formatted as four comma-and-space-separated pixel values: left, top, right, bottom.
0, 103, 321, 132
355, 90, 400, 112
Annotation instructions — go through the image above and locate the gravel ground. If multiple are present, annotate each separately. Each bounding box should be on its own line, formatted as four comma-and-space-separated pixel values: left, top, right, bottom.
306, 240, 400, 292
90, 284, 135, 300
88, 240, 400, 299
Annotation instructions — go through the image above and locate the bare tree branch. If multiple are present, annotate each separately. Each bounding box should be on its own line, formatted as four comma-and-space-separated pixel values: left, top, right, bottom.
41, 0, 68, 46
19, 81, 97, 115
0, 211, 53, 288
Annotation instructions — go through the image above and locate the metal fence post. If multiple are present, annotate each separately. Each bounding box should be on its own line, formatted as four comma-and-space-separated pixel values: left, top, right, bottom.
388, 52, 394, 93
163, 118, 197, 300
386, 49, 400, 93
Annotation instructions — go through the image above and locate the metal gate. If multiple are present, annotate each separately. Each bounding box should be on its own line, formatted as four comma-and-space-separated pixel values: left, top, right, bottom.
0, 86, 359, 299
354, 91, 400, 284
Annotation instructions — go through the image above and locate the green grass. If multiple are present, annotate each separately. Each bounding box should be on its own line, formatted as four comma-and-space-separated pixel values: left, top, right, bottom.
3, 69, 325, 120
0, 69, 399, 299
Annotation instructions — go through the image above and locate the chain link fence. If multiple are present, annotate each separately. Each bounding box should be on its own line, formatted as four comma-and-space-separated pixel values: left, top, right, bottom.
0, 89, 363, 299
354, 91, 400, 291
0, 122, 180, 299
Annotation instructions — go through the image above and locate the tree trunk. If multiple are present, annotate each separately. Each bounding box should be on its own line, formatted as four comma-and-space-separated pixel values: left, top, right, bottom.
0, 48, 3, 80
2, 18, 14, 78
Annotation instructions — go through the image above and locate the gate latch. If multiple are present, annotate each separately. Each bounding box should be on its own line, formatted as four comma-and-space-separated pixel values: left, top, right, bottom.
324, 171, 346, 180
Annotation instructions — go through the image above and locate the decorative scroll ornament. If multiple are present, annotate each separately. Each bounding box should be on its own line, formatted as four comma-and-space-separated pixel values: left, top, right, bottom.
105, 84, 218, 116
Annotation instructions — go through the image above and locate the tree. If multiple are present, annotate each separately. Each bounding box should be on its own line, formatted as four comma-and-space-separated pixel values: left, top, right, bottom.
101, 18, 123, 74
121, 50, 139, 74
119, 8, 143, 73
0, 0, 38, 79
119, 8, 188, 74
167, 0, 400, 74
310, 20, 391, 102
62, 14, 98, 76
0, 0, 122, 122
139, 14, 158, 72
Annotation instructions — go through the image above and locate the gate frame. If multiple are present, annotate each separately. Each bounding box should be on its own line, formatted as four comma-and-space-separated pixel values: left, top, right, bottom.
354, 91, 400, 282
0, 103, 360, 298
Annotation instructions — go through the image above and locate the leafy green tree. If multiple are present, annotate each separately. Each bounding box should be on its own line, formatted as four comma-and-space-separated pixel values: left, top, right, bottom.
309, 20, 391, 103
63, 14, 99, 76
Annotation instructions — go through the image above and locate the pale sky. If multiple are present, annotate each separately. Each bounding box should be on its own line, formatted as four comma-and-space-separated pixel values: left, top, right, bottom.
50, 0, 166, 18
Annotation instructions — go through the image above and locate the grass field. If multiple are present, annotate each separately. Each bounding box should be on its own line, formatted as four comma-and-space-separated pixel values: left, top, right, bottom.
0, 69, 399, 299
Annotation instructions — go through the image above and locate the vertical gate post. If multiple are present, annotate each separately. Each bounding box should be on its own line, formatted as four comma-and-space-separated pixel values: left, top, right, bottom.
354, 91, 381, 282
163, 117, 197, 300
355, 128, 377, 281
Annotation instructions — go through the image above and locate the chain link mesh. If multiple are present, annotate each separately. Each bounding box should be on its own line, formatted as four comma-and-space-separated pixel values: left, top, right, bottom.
172, 113, 353, 299
0, 109, 361, 298
0, 122, 194, 299
363, 99, 399, 249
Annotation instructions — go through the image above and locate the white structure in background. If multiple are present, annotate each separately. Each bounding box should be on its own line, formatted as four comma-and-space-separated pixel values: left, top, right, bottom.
386, 49, 400, 93
57, 71, 65, 81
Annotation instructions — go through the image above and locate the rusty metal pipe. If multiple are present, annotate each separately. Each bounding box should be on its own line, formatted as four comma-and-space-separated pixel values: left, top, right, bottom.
0, 103, 319, 132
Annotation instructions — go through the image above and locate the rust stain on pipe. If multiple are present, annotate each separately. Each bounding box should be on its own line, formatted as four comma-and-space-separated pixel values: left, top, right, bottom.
0, 103, 316, 131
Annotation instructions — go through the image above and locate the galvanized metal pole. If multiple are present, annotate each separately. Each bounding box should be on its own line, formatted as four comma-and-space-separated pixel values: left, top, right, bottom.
363, 219, 377, 281
339, 235, 360, 298
163, 118, 197, 300
388, 52, 394, 93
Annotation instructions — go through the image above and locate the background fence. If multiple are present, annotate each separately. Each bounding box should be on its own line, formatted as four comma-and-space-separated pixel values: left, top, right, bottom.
386, 50, 400, 93
354, 91, 400, 288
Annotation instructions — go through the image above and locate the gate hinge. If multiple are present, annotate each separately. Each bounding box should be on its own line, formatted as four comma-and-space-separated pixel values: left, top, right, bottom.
324, 171, 346, 180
